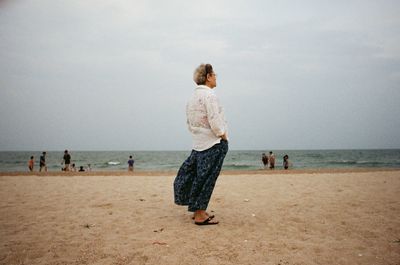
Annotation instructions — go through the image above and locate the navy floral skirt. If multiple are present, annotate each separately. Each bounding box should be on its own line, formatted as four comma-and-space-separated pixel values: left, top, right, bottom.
174, 140, 228, 212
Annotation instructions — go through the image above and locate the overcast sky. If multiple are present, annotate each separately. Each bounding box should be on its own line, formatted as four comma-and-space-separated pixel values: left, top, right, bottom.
0, 0, 399, 151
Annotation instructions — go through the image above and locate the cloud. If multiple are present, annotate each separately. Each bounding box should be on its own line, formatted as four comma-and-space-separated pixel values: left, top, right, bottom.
1, 0, 400, 150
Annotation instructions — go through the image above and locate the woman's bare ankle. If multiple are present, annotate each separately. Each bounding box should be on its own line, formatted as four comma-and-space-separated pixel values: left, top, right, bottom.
194, 210, 207, 221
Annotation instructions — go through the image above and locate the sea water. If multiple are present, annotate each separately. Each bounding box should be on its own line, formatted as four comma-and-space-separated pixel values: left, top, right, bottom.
0, 149, 399, 172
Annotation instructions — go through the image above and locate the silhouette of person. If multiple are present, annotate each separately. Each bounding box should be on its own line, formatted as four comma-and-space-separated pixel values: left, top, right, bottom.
39, 152, 47, 172
262, 153, 268, 169
268, 151, 275, 169
128, 156, 135, 171
28, 156, 34, 171
283, 154, 289, 170
62, 150, 71, 171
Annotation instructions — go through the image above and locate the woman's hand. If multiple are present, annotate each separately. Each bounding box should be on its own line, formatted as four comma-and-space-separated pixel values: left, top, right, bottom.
220, 133, 227, 141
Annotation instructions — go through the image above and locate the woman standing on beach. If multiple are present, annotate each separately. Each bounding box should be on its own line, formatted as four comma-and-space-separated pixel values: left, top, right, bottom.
174, 63, 228, 226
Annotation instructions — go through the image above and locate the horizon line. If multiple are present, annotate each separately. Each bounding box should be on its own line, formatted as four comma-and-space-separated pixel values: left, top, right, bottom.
1, 147, 399, 152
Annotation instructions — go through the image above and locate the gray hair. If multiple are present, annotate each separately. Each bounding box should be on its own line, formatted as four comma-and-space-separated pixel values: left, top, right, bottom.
193, 63, 213, 85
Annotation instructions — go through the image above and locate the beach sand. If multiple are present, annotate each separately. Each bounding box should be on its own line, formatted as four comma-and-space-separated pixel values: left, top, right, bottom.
0, 169, 399, 265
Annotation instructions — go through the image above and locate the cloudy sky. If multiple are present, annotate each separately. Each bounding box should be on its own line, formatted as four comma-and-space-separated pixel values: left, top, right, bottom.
1, 0, 399, 151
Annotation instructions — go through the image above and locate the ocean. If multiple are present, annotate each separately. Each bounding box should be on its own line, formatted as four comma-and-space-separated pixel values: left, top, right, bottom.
0, 149, 399, 172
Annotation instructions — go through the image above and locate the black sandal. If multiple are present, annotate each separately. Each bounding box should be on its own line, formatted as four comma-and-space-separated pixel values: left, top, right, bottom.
194, 217, 219, 226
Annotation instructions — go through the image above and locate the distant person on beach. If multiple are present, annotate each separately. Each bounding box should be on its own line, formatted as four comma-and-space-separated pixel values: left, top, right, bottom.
62, 150, 71, 171
71, 163, 76, 172
39, 152, 47, 172
283, 154, 289, 169
262, 153, 268, 169
128, 156, 135, 171
28, 156, 34, 171
78, 166, 85, 172
87, 164, 92, 172
268, 151, 275, 169
174, 63, 228, 226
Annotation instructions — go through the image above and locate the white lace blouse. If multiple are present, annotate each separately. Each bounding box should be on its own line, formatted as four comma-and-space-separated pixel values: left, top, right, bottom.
186, 85, 228, 151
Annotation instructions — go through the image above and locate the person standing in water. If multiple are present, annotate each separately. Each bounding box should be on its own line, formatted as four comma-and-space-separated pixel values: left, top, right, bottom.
268, 151, 275, 169
128, 155, 135, 171
28, 156, 34, 171
262, 153, 268, 169
39, 152, 47, 172
62, 150, 71, 171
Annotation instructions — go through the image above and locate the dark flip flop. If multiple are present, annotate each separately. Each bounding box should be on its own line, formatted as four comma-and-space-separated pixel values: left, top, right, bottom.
195, 217, 219, 226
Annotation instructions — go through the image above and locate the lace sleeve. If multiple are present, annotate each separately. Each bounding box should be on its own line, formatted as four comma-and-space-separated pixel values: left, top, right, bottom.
205, 93, 225, 137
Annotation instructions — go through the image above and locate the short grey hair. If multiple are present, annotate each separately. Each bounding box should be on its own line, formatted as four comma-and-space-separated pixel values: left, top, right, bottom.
193, 63, 213, 85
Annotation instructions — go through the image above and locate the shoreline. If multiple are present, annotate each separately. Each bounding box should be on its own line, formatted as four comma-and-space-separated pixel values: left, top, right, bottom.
1, 167, 399, 177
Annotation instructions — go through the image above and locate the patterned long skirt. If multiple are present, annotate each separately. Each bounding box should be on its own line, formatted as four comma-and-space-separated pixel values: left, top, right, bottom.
174, 140, 228, 212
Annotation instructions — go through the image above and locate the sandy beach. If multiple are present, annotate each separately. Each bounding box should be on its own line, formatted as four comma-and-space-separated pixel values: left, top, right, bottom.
0, 169, 399, 265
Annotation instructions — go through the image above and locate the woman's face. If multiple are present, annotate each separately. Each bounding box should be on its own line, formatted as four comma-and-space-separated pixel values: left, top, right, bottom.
206, 72, 217, 88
